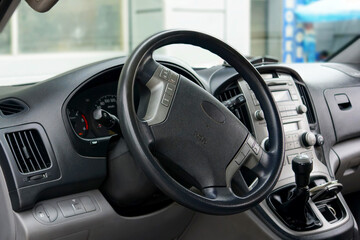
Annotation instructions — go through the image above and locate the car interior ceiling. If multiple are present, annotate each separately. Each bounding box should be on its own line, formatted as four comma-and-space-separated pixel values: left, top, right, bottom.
0, 1, 360, 240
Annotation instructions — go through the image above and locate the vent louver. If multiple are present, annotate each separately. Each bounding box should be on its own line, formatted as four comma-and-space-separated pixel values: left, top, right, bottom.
216, 84, 253, 133
5, 129, 51, 174
296, 83, 316, 124
0, 99, 28, 116
217, 85, 241, 102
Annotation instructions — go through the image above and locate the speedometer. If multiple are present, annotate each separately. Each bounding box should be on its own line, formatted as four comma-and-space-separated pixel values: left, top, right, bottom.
94, 95, 117, 116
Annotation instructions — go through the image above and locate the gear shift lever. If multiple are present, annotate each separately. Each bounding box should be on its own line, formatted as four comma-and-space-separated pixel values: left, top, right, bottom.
267, 154, 321, 231
292, 154, 313, 189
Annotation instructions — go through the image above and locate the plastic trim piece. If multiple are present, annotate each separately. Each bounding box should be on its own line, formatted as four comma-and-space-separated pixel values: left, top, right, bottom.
0, 123, 61, 211
14, 190, 194, 240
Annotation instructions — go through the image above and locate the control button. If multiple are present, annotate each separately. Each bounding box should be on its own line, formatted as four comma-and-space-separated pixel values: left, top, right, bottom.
288, 110, 297, 116
302, 132, 316, 147
281, 112, 288, 117
254, 110, 264, 121
285, 105, 295, 111
247, 136, 255, 148
165, 83, 176, 96
316, 134, 324, 146
58, 200, 75, 218
285, 142, 295, 150
80, 196, 96, 212
292, 133, 299, 140
168, 72, 179, 84
234, 151, 246, 165
279, 106, 286, 112
161, 93, 171, 107
70, 198, 86, 215
35, 205, 50, 223
159, 68, 170, 80
240, 142, 251, 156
285, 135, 293, 143
41, 204, 58, 222
253, 143, 260, 155
297, 104, 308, 114
293, 141, 301, 149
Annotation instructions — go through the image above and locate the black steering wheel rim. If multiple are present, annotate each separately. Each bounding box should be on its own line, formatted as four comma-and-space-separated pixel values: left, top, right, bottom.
117, 30, 284, 215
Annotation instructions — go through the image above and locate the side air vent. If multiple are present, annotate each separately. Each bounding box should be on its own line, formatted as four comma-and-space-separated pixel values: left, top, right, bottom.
0, 98, 28, 116
296, 83, 316, 124
216, 83, 253, 133
5, 129, 51, 173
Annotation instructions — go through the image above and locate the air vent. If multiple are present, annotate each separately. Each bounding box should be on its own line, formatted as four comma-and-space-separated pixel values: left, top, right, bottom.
296, 83, 316, 124
216, 83, 253, 133
5, 129, 51, 174
0, 98, 28, 116
217, 85, 241, 102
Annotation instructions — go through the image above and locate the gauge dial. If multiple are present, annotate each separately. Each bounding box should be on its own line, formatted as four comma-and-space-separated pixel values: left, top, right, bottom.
67, 109, 89, 137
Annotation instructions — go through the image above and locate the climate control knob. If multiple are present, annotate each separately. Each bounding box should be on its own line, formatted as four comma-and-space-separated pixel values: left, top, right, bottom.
297, 104, 307, 114
302, 132, 316, 147
254, 110, 264, 121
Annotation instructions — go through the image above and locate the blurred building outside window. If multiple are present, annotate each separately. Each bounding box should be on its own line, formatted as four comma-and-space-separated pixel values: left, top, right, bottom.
0, 0, 359, 85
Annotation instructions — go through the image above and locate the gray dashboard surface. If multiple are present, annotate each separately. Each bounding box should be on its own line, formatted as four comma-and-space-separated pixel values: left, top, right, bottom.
324, 87, 360, 142
0, 58, 127, 211
14, 190, 194, 240
0, 57, 358, 239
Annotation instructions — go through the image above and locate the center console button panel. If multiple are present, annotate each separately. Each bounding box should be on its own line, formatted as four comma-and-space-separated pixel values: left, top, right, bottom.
238, 74, 317, 167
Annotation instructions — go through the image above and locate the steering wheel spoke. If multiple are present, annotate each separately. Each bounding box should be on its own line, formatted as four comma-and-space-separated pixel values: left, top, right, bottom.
202, 187, 239, 203
136, 119, 155, 148
139, 61, 180, 126
224, 133, 268, 195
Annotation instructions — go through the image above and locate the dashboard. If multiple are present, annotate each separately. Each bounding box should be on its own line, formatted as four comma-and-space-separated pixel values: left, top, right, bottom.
0, 55, 359, 239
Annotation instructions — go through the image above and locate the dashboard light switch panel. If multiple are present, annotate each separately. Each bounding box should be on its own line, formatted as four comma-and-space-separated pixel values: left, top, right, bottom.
80, 196, 96, 212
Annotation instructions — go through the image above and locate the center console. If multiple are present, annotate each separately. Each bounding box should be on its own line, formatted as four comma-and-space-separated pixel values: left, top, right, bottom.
238, 72, 354, 238
239, 73, 317, 163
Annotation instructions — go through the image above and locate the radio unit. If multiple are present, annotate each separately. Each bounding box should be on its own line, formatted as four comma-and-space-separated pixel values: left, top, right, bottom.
238, 73, 316, 167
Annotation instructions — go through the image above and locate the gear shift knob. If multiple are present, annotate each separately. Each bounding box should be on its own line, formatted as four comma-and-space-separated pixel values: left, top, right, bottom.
292, 154, 313, 188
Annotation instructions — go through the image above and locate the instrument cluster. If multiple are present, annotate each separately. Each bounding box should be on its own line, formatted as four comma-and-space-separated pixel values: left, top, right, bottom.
67, 81, 119, 139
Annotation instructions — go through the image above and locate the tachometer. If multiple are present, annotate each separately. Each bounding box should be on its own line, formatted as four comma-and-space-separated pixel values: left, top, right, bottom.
67, 109, 89, 137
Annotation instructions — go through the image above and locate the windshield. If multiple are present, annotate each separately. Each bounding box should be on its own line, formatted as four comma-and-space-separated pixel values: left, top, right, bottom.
0, 0, 359, 85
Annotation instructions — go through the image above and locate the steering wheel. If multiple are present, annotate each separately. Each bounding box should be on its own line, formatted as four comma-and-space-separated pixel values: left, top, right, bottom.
117, 30, 284, 215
